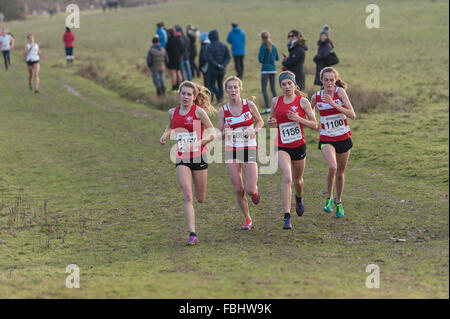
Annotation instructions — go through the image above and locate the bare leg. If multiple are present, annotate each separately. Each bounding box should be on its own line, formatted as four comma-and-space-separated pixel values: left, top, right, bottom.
277, 151, 293, 213
291, 158, 305, 199
192, 169, 208, 203
33, 63, 40, 91
227, 162, 250, 220
335, 151, 350, 203
322, 145, 337, 199
176, 166, 195, 233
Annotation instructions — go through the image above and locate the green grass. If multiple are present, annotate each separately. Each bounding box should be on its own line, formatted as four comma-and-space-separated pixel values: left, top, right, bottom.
0, 0, 448, 298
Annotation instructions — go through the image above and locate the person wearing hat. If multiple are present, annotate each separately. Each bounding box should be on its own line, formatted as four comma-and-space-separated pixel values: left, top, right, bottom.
266, 71, 318, 230
206, 29, 230, 104
313, 25, 334, 86
156, 22, 167, 48
198, 32, 210, 88
227, 22, 246, 79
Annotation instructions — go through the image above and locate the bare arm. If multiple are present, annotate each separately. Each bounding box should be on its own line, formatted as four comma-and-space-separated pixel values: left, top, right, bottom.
217, 107, 226, 139
266, 97, 278, 127
159, 108, 174, 144
247, 101, 264, 133
323, 88, 356, 120
196, 107, 217, 147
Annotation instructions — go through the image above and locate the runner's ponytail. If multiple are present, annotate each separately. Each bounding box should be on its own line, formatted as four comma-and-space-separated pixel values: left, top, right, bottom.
320, 67, 348, 90
178, 81, 216, 113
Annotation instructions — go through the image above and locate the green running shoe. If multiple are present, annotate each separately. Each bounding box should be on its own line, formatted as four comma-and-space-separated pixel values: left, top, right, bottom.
334, 199, 344, 218
29, 83, 33, 91
323, 198, 333, 212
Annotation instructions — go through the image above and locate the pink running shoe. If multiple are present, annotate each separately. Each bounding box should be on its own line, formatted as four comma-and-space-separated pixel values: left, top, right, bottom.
251, 192, 260, 205
187, 235, 198, 245
242, 218, 253, 230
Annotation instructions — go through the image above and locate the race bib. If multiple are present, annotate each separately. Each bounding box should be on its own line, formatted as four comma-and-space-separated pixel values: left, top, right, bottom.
225, 126, 256, 148
323, 115, 347, 137
279, 122, 302, 144
177, 132, 198, 152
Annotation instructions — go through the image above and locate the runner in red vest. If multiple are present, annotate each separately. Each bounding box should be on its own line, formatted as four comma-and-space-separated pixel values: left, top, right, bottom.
311, 67, 356, 218
159, 81, 216, 245
217, 76, 264, 230
267, 71, 318, 229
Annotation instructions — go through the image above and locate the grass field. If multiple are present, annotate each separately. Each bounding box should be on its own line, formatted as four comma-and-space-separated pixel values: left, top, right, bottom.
0, 0, 448, 298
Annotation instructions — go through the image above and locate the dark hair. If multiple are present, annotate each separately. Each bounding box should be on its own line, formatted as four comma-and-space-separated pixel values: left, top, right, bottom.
317, 34, 331, 47
152, 36, 159, 44
320, 67, 348, 90
65, 27, 70, 32
231, 22, 238, 27
167, 28, 175, 37
288, 29, 306, 46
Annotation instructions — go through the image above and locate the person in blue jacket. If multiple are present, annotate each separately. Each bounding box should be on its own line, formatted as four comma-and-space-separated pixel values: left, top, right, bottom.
227, 22, 246, 79
258, 31, 278, 114
156, 22, 167, 48
206, 29, 230, 104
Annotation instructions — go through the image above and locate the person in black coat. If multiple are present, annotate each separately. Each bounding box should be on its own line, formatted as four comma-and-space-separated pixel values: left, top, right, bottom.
281, 29, 308, 91
313, 25, 334, 86
166, 28, 183, 91
187, 24, 201, 78
198, 32, 210, 88
175, 25, 192, 81
206, 29, 230, 104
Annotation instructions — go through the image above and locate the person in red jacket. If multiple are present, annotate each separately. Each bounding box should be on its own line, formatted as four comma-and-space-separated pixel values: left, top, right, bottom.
62, 27, 75, 66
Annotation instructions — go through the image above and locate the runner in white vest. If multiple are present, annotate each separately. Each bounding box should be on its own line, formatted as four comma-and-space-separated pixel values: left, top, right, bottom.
23, 34, 41, 93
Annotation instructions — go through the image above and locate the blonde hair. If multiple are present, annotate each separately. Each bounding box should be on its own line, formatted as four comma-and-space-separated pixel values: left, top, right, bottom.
223, 76, 256, 102
278, 70, 308, 98
320, 67, 348, 90
178, 81, 216, 113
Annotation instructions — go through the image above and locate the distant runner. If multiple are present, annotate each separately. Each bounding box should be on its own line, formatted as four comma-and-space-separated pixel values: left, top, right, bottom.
24, 34, 41, 93
0, 28, 15, 71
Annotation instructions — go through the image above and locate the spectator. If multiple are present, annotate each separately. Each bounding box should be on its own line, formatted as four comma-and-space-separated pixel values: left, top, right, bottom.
258, 31, 278, 114
227, 22, 246, 79
147, 35, 167, 96
282, 29, 308, 91
186, 24, 201, 78
198, 32, 210, 88
206, 29, 231, 104
62, 27, 75, 66
313, 25, 334, 86
165, 28, 183, 92
156, 22, 167, 48
175, 25, 192, 82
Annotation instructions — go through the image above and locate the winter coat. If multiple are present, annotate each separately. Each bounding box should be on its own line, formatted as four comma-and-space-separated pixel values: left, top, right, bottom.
226, 26, 246, 56
282, 38, 308, 90
147, 44, 167, 73
313, 39, 334, 85
206, 30, 231, 75
187, 29, 199, 59
166, 35, 183, 69
62, 31, 75, 48
157, 27, 167, 48
258, 43, 279, 73
199, 41, 210, 73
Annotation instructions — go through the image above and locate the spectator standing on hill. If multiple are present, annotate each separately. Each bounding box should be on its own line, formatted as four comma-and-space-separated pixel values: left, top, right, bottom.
258, 31, 278, 114
282, 29, 308, 91
313, 25, 334, 86
198, 32, 210, 88
206, 29, 230, 104
147, 35, 167, 96
166, 28, 183, 92
156, 22, 167, 48
62, 27, 75, 66
186, 24, 201, 78
227, 22, 246, 79
175, 25, 192, 82
0, 28, 15, 71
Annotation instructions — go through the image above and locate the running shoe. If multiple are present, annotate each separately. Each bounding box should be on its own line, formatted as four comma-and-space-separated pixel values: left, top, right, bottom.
283, 216, 292, 230
29, 83, 33, 91
334, 199, 344, 218
296, 197, 304, 216
261, 109, 271, 115
35, 90, 39, 94
251, 192, 260, 205
323, 197, 333, 212
242, 218, 253, 230
186, 235, 198, 246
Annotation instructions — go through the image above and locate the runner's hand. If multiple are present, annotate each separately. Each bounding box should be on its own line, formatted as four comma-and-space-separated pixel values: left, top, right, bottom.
322, 94, 335, 106
287, 110, 302, 122
267, 116, 277, 126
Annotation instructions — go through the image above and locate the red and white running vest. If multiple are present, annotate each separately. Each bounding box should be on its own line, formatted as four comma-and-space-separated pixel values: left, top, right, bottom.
171, 104, 206, 159
274, 95, 306, 148
222, 99, 257, 151
315, 88, 352, 142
